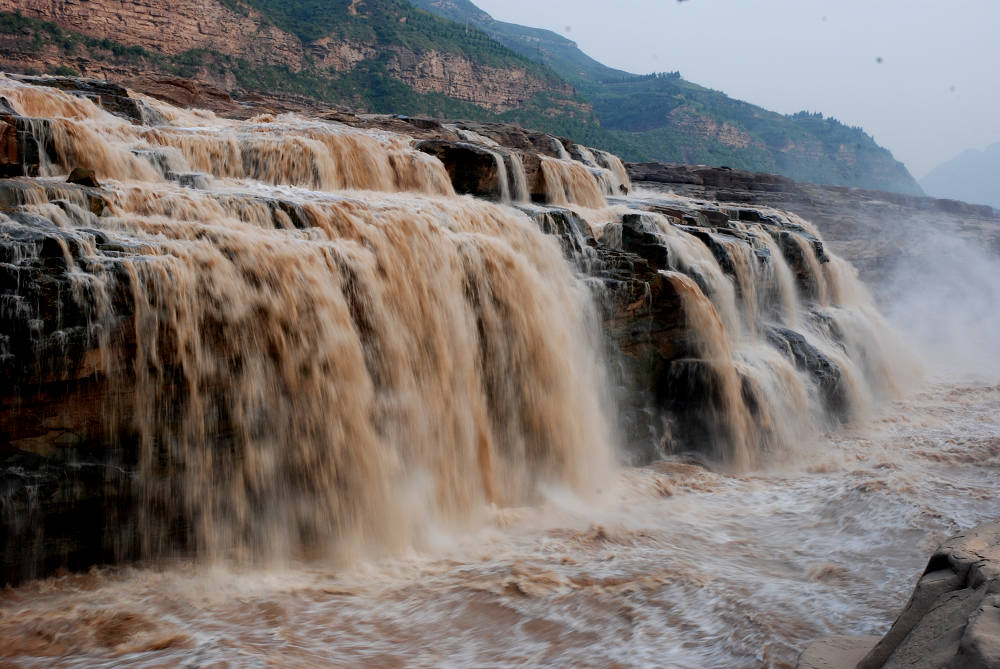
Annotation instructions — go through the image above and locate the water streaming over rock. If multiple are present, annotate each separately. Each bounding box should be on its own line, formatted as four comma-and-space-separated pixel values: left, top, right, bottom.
0, 77, 615, 565
538, 157, 608, 209
0, 75, 975, 669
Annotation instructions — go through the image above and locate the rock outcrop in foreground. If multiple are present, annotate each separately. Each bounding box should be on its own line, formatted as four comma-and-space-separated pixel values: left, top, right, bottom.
799, 523, 1000, 669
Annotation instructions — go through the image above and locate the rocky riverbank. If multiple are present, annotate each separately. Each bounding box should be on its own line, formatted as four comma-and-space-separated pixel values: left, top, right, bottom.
799, 522, 1000, 669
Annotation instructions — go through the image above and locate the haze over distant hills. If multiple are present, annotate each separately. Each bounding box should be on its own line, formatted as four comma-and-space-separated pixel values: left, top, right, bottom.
1, 0, 921, 193
920, 143, 1000, 209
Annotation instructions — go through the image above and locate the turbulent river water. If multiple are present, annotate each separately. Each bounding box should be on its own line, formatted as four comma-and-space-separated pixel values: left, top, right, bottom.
1, 76, 999, 668
2, 378, 998, 668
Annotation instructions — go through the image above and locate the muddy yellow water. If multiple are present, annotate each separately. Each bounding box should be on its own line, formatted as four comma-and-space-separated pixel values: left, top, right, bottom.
2, 380, 997, 668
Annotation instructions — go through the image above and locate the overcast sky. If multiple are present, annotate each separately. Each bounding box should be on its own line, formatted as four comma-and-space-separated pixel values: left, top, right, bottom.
473, 0, 999, 178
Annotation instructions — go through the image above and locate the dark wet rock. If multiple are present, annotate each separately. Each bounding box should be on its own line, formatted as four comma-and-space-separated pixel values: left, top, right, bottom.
391, 115, 444, 131
519, 205, 595, 260
0, 114, 45, 178
566, 143, 597, 166
10, 74, 131, 100
67, 167, 100, 188
1, 415, 144, 585
450, 121, 570, 159
132, 148, 170, 176
269, 197, 311, 230
0, 206, 147, 585
771, 229, 828, 300
0, 96, 17, 116
166, 172, 209, 190
416, 139, 506, 199
619, 213, 669, 270
766, 326, 848, 419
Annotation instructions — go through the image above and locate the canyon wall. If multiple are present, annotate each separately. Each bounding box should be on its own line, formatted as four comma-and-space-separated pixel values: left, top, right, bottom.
0, 0, 580, 114
4, 0, 303, 66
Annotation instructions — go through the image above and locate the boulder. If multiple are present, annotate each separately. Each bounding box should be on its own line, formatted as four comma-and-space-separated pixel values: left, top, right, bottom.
66, 167, 100, 188
416, 139, 506, 199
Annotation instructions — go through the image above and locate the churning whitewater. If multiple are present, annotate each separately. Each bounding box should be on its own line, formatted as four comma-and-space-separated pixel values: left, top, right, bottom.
0, 75, 995, 668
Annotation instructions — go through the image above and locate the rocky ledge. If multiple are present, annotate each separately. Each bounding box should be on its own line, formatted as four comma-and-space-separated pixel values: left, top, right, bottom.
799, 523, 1000, 669
628, 162, 1000, 291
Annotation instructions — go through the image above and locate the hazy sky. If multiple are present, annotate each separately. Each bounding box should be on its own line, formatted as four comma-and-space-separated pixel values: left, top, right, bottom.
473, 0, 999, 178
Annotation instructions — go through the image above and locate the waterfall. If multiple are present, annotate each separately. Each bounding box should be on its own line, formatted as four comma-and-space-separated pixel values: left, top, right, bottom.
593, 149, 632, 196
0, 77, 615, 564
1, 75, 912, 577
592, 206, 913, 465
506, 151, 529, 202
539, 157, 607, 209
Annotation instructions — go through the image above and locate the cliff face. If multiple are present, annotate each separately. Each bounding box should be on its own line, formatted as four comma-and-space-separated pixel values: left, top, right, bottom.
7, 0, 303, 66
0, 0, 585, 117
381, 48, 571, 112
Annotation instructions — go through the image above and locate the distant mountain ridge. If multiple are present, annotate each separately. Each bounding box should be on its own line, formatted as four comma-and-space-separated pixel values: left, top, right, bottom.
410, 0, 922, 195
0, 0, 921, 193
920, 143, 1000, 209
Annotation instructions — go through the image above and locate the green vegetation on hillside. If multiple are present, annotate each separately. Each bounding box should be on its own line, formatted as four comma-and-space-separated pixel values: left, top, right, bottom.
0, 11, 156, 71
2, 0, 921, 194
0, 11, 605, 141
574, 74, 916, 191
223, 0, 555, 76
410, 0, 921, 194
